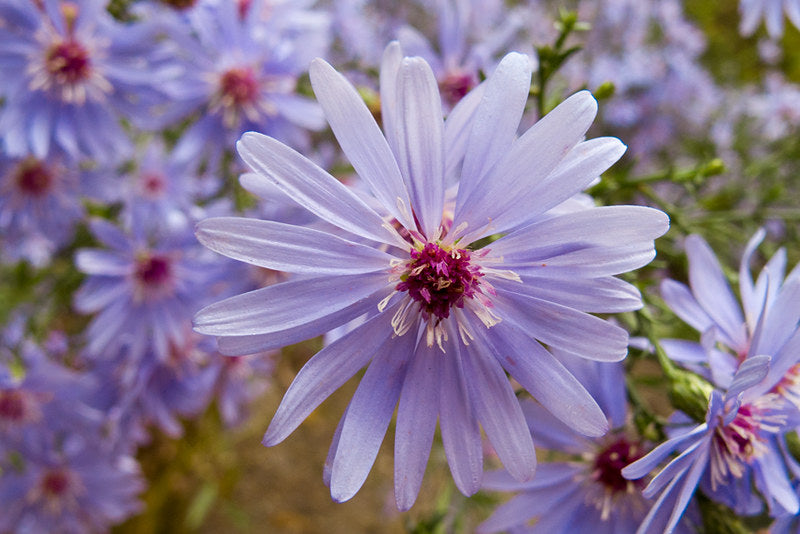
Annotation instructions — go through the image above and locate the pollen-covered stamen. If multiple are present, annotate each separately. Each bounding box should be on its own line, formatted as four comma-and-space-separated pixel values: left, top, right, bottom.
213, 66, 265, 127
588, 436, 646, 520
14, 158, 54, 197
45, 39, 91, 86
709, 395, 786, 490
396, 242, 483, 321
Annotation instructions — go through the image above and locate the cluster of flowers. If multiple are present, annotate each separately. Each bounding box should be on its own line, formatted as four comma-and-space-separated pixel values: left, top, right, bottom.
2, 0, 800, 532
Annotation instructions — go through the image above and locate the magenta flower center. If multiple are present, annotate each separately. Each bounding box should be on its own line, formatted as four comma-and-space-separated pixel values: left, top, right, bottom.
45, 39, 91, 86
0, 391, 25, 422
592, 437, 644, 494
219, 67, 260, 108
439, 71, 476, 108
41, 470, 72, 497
715, 404, 761, 459
396, 242, 483, 320
15, 158, 54, 197
135, 254, 173, 288
140, 171, 166, 198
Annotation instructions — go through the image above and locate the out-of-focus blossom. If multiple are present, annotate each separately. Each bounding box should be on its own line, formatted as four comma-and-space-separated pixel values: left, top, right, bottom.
0, 153, 83, 267
740, 0, 800, 37
0, 0, 176, 164
194, 45, 668, 509
153, 0, 330, 170
73, 217, 223, 362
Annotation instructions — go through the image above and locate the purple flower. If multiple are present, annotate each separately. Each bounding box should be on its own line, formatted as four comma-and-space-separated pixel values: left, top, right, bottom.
74, 217, 223, 362
0, 0, 175, 164
155, 0, 330, 169
0, 441, 144, 533
0, 153, 83, 267
622, 356, 797, 533
194, 45, 668, 509
477, 357, 683, 534
740, 0, 800, 37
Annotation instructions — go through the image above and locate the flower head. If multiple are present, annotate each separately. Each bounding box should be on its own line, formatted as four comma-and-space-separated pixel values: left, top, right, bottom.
194, 43, 668, 509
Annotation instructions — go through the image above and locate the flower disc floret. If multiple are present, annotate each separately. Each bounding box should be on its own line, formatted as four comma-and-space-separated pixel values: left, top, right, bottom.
45, 40, 91, 86
14, 159, 54, 197
396, 242, 483, 321
592, 436, 644, 495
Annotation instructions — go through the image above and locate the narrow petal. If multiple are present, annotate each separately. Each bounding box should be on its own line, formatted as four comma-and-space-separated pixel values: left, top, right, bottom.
439, 327, 483, 496
193, 272, 389, 336
262, 306, 399, 446
394, 57, 445, 237
739, 228, 767, 325
726, 354, 770, 402
481, 320, 608, 437
660, 279, 715, 334
495, 290, 629, 361
663, 443, 709, 533
454, 91, 598, 237
237, 132, 399, 246
74, 249, 131, 276
462, 337, 536, 482
497, 275, 642, 313
622, 423, 709, 480
196, 217, 393, 275
394, 342, 441, 511
309, 58, 414, 228
443, 81, 486, 180
510, 242, 658, 278
329, 331, 414, 502
379, 41, 403, 155
686, 234, 747, 350
456, 52, 531, 204
490, 205, 669, 261
660, 339, 709, 363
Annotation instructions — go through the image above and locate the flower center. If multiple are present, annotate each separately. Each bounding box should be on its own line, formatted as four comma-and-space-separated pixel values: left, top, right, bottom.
219, 67, 260, 109
709, 396, 785, 490
135, 254, 172, 288
396, 242, 483, 321
592, 437, 644, 494
439, 71, 476, 108
45, 39, 91, 86
0, 390, 26, 422
139, 171, 167, 199
14, 158, 54, 197
41, 470, 71, 497
160, 0, 199, 9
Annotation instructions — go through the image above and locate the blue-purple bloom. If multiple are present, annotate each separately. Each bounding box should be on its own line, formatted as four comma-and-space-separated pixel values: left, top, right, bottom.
74, 217, 222, 362
623, 231, 800, 532
477, 356, 690, 534
0, 0, 175, 164
194, 44, 668, 509
0, 153, 83, 267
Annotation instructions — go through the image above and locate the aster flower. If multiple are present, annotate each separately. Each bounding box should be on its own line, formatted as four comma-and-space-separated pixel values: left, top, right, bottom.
0, 440, 144, 533
0, 0, 176, 164
740, 0, 800, 37
194, 44, 668, 509
0, 153, 83, 267
156, 0, 330, 169
477, 355, 701, 534
74, 217, 223, 363
622, 355, 798, 533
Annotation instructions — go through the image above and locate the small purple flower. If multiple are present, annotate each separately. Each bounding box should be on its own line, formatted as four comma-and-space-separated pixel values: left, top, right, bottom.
0, 153, 83, 266
194, 45, 668, 508
0, 0, 175, 164
74, 217, 222, 362
156, 0, 330, 169
740, 0, 800, 37
622, 356, 797, 533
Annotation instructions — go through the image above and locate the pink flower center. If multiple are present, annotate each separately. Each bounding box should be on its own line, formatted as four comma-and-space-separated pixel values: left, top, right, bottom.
592, 437, 644, 494
0, 391, 25, 422
139, 171, 166, 198
45, 39, 91, 86
219, 67, 260, 109
439, 71, 476, 108
135, 254, 173, 288
396, 242, 483, 321
41, 470, 71, 497
15, 159, 53, 197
